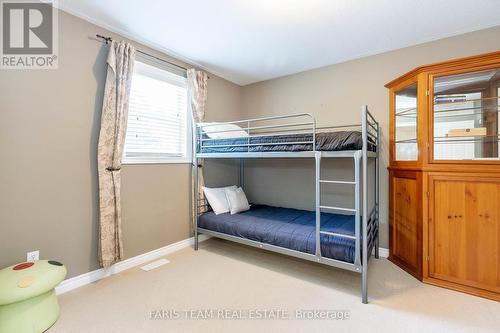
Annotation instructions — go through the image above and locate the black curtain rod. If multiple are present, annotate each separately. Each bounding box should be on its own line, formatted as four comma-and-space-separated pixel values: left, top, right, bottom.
95, 34, 189, 72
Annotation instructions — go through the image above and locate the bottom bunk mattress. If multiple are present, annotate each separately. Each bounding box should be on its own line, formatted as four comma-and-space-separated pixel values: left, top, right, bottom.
198, 204, 356, 263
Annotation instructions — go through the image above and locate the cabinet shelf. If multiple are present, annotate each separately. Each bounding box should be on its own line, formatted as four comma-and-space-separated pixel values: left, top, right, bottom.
395, 107, 417, 116
397, 107, 500, 119
434, 134, 500, 144
434, 96, 500, 105
396, 135, 500, 144
434, 106, 500, 114
395, 138, 417, 144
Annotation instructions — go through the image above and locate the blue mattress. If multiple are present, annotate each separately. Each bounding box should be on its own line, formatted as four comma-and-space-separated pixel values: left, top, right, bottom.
199, 131, 376, 153
198, 204, 356, 263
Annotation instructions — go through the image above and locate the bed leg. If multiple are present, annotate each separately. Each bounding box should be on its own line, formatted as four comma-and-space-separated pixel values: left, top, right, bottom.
194, 228, 199, 251
194, 153, 199, 251
361, 106, 369, 304
362, 264, 368, 304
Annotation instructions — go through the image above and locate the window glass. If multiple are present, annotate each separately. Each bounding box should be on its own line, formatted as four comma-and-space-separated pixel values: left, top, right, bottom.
433, 69, 500, 160
123, 60, 190, 164
395, 83, 418, 161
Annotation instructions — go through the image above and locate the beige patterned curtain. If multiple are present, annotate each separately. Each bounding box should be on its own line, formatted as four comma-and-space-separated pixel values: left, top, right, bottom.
187, 69, 208, 232
97, 41, 136, 267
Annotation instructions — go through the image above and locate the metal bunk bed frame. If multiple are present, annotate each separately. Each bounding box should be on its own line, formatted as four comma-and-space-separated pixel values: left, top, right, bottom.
192, 105, 379, 303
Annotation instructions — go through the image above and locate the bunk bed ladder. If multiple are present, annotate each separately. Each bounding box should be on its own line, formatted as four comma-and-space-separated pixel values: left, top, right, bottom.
316, 152, 362, 265
315, 152, 321, 257
316, 106, 371, 303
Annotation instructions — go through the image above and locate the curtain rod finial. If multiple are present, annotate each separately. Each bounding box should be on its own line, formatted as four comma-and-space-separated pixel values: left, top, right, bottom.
96, 34, 112, 44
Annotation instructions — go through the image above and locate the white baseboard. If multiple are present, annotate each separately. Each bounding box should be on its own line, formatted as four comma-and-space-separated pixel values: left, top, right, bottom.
56, 237, 388, 295
377, 247, 389, 258
55, 234, 210, 295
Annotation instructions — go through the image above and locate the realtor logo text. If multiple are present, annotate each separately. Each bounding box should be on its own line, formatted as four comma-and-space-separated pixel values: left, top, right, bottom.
1, 0, 58, 69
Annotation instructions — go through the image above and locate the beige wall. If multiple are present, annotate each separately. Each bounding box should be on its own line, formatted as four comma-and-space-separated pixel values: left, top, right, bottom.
0, 11, 241, 277
240, 25, 500, 248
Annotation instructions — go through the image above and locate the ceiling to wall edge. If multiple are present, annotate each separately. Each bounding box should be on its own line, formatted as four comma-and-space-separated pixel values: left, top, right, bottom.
58, 4, 500, 87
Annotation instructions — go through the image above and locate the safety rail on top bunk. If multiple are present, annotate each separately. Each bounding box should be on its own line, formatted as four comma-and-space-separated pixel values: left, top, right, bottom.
195, 113, 316, 154
193, 106, 378, 156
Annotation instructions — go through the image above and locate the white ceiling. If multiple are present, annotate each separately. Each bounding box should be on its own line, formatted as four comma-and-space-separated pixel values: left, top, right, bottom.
60, 0, 500, 85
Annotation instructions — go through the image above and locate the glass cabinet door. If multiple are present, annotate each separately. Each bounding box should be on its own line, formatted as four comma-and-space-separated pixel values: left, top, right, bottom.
395, 83, 418, 161
433, 68, 500, 161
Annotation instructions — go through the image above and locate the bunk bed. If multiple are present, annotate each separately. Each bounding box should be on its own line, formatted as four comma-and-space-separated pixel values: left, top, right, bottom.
192, 105, 379, 303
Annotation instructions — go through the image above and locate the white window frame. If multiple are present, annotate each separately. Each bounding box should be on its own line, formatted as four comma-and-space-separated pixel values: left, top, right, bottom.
123, 54, 192, 165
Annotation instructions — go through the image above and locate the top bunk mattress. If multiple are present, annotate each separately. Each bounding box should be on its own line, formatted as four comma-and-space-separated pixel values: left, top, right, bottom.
198, 131, 376, 153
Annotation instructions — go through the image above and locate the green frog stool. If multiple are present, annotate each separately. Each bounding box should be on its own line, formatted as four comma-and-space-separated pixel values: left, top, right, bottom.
0, 260, 67, 332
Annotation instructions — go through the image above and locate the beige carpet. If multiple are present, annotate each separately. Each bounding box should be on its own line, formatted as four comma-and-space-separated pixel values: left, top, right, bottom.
50, 238, 499, 333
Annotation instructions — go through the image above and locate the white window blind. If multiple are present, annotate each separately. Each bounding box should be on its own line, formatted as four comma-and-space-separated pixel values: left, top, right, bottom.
123, 59, 190, 164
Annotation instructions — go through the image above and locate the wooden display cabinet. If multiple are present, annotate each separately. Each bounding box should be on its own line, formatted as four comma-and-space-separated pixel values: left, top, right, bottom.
386, 51, 500, 301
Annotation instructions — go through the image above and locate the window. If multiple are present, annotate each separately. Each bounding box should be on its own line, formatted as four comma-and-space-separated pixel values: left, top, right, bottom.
123, 57, 190, 164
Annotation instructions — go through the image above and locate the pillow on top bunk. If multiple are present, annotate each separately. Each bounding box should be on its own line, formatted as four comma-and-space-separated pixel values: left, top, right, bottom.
225, 187, 250, 214
202, 185, 236, 215
200, 123, 248, 139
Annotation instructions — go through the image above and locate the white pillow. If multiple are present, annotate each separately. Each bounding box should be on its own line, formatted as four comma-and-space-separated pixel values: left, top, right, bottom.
202, 186, 236, 215
200, 123, 248, 139
225, 187, 250, 214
